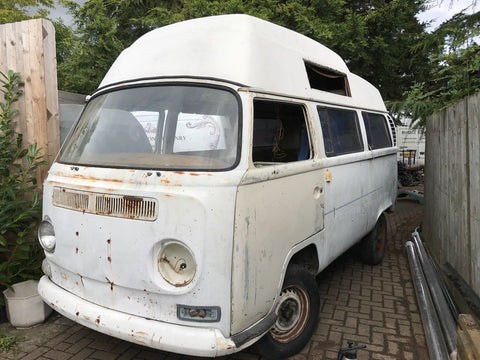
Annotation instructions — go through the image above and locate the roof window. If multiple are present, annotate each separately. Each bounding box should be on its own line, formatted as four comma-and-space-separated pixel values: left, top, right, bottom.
305, 62, 350, 96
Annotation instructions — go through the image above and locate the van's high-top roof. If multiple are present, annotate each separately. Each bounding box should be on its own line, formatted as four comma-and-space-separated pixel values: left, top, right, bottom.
99, 14, 387, 112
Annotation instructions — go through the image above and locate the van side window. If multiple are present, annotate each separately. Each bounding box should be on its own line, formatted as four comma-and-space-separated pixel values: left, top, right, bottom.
253, 101, 311, 164
362, 112, 392, 150
317, 107, 363, 157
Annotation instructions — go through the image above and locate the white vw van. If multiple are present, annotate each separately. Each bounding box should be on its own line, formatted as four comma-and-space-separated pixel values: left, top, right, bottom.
38, 15, 397, 359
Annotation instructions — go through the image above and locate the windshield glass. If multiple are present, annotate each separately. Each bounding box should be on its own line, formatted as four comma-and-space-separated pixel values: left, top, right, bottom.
60, 85, 240, 170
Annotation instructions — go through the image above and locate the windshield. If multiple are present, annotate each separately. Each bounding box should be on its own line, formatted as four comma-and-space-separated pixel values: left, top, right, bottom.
60, 85, 240, 170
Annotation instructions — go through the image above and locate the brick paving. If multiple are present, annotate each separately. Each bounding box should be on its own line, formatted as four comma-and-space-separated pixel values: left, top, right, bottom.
0, 196, 427, 360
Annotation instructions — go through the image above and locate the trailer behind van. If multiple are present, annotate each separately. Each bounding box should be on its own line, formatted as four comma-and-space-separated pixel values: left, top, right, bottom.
38, 15, 397, 359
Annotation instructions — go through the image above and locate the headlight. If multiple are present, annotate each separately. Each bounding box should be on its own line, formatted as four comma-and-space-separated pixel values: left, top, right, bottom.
158, 241, 196, 286
38, 217, 56, 252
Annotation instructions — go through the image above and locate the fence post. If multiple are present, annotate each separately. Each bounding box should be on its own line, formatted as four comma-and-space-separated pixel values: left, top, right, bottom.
0, 18, 60, 188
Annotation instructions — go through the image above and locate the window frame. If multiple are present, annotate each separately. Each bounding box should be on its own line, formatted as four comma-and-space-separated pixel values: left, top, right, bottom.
58, 82, 243, 172
362, 111, 393, 150
317, 106, 364, 157
304, 61, 351, 97
252, 98, 313, 166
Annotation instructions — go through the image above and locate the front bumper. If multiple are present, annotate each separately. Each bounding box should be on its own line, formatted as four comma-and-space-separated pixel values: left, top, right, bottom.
38, 276, 238, 357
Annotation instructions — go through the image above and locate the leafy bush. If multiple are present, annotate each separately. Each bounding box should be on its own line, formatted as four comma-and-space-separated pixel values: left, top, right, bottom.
0, 70, 47, 304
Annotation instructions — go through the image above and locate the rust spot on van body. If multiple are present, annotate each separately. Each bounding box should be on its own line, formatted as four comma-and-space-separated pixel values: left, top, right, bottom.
188, 172, 213, 177
71, 174, 123, 183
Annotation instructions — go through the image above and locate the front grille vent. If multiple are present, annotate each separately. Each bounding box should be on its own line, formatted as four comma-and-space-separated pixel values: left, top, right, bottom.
52, 187, 89, 212
52, 187, 158, 221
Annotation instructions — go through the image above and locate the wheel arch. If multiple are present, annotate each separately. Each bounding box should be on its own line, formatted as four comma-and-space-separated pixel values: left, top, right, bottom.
288, 243, 319, 276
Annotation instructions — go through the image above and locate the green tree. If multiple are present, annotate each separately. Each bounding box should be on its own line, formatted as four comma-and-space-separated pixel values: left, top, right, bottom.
54, 19, 75, 68
338, 0, 430, 102
0, 0, 53, 24
391, 11, 480, 128
58, 0, 130, 93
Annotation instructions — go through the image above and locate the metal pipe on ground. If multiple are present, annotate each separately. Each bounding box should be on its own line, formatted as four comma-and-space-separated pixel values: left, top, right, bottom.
413, 230, 458, 321
412, 230, 458, 354
405, 241, 450, 360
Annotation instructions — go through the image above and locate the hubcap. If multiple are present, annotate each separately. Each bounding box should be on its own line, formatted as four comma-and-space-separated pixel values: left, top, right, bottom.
271, 285, 310, 343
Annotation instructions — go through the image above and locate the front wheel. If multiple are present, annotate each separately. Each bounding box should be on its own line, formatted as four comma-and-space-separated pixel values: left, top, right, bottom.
255, 264, 320, 359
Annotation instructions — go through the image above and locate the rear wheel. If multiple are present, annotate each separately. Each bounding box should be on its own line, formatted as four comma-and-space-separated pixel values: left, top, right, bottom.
255, 265, 320, 359
360, 213, 388, 265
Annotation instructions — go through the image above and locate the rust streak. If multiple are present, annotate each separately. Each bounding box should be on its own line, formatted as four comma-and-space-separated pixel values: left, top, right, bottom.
71, 174, 124, 183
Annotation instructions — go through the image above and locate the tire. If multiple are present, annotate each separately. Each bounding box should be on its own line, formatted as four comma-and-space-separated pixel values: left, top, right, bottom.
360, 213, 388, 265
255, 264, 320, 359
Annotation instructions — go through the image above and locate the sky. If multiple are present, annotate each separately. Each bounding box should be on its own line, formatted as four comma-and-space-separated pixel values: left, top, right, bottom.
417, 0, 478, 31
45, 0, 477, 30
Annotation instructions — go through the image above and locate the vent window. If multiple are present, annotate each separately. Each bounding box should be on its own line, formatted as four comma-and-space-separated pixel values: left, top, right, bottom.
305, 62, 350, 96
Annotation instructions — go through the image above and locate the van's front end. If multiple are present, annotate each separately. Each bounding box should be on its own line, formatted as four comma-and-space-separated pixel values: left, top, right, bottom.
38, 81, 248, 356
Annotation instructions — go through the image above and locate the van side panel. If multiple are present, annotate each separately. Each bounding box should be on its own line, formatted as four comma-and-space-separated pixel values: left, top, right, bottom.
322, 157, 370, 263
366, 152, 398, 222
320, 151, 396, 266
231, 166, 325, 334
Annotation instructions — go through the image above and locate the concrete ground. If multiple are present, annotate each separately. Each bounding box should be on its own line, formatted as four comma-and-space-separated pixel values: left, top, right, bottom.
0, 196, 427, 360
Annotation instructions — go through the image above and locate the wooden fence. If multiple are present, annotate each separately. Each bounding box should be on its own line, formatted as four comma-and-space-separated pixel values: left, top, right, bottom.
0, 19, 60, 185
424, 92, 480, 298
